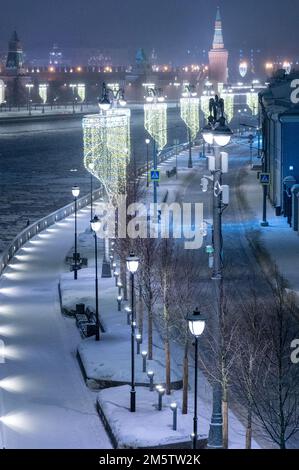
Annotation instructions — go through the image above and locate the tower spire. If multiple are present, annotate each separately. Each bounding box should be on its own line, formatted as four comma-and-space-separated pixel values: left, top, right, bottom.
213, 6, 224, 50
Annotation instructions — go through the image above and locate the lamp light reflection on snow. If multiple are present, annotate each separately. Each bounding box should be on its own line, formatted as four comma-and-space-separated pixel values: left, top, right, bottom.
0, 325, 19, 337
0, 376, 29, 393
0, 412, 34, 433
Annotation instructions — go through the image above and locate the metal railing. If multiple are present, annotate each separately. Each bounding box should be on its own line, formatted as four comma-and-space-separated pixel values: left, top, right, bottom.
0, 188, 104, 276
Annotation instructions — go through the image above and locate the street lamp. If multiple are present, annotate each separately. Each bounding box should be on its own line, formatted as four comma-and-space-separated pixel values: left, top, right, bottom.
187, 308, 207, 450
98, 82, 126, 111
141, 350, 147, 373
145, 138, 150, 187
147, 370, 154, 391
90, 215, 101, 341
25, 83, 34, 116
72, 185, 80, 280
126, 252, 140, 412
69, 84, 77, 114
201, 98, 232, 450
88, 162, 95, 221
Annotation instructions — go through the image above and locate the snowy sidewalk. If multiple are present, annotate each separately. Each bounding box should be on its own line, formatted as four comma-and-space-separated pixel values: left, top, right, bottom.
238, 166, 299, 295
0, 204, 111, 448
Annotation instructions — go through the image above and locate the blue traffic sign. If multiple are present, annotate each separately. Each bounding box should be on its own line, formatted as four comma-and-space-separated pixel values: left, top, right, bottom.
150, 170, 160, 182
260, 173, 270, 185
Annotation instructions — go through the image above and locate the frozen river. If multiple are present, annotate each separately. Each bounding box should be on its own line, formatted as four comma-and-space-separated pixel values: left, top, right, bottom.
0, 107, 187, 253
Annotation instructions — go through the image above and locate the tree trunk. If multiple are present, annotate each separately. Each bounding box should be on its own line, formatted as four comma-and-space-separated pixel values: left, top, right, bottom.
148, 304, 153, 360
222, 386, 229, 449
120, 258, 128, 301
165, 337, 171, 395
246, 407, 252, 450
138, 284, 143, 337
182, 340, 189, 414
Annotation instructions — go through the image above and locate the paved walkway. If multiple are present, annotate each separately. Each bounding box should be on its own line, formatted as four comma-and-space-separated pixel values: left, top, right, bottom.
0, 204, 112, 448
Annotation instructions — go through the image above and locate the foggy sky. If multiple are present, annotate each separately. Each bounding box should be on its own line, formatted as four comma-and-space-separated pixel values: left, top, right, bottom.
1, 0, 298, 60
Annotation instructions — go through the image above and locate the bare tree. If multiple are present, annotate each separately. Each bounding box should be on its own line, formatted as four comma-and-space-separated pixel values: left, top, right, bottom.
136, 237, 160, 360
232, 290, 268, 449
250, 274, 299, 449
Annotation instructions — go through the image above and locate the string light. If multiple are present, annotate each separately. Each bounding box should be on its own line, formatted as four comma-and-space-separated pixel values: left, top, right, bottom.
144, 102, 167, 150
83, 108, 131, 198
180, 97, 200, 140
77, 84, 86, 102
246, 91, 258, 115
200, 95, 211, 119
221, 92, 234, 123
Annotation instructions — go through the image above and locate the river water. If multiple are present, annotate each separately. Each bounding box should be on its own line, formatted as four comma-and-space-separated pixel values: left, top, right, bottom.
0, 107, 188, 253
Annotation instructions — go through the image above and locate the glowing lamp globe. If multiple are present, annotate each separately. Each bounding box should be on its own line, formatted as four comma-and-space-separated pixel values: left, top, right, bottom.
145, 138, 150, 145
202, 125, 214, 145
213, 118, 233, 147
90, 215, 101, 233
126, 252, 140, 274
72, 185, 80, 198
187, 308, 207, 338
119, 98, 127, 107
98, 96, 111, 111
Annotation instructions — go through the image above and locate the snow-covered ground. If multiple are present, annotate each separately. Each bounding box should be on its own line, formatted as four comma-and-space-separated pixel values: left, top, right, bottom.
97, 385, 260, 449
0, 204, 112, 448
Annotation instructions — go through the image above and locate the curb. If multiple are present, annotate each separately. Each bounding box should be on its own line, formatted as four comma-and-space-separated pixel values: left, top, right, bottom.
96, 399, 207, 450
77, 350, 183, 391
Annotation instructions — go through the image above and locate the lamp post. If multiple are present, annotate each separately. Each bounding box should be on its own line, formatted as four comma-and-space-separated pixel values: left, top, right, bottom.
145, 138, 150, 187
147, 370, 154, 391
170, 403, 178, 431
187, 308, 207, 450
90, 215, 101, 341
88, 162, 95, 221
72, 185, 80, 280
25, 83, 34, 116
202, 97, 233, 450
126, 252, 140, 412
69, 84, 76, 114
141, 350, 147, 373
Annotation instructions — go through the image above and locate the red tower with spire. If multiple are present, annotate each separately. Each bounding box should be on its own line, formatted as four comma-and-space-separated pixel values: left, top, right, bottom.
208, 7, 229, 84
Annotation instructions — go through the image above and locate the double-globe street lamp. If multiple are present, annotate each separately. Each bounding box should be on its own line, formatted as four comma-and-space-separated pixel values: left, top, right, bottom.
201, 97, 233, 450
72, 185, 80, 280
90, 215, 101, 341
98, 82, 127, 278
126, 252, 140, 412
187, 308, 207, 450
98, 82, 127, 111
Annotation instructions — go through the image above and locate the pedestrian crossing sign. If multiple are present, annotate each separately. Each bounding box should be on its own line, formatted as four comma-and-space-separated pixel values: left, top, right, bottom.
150, 170, 160, 182
260, 173, 270, 185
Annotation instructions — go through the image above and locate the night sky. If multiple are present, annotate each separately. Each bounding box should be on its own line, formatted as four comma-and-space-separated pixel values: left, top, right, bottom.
0, 0, 298, 61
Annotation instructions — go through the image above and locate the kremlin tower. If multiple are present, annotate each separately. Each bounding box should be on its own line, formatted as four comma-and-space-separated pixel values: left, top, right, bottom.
208, 7, 229, 84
